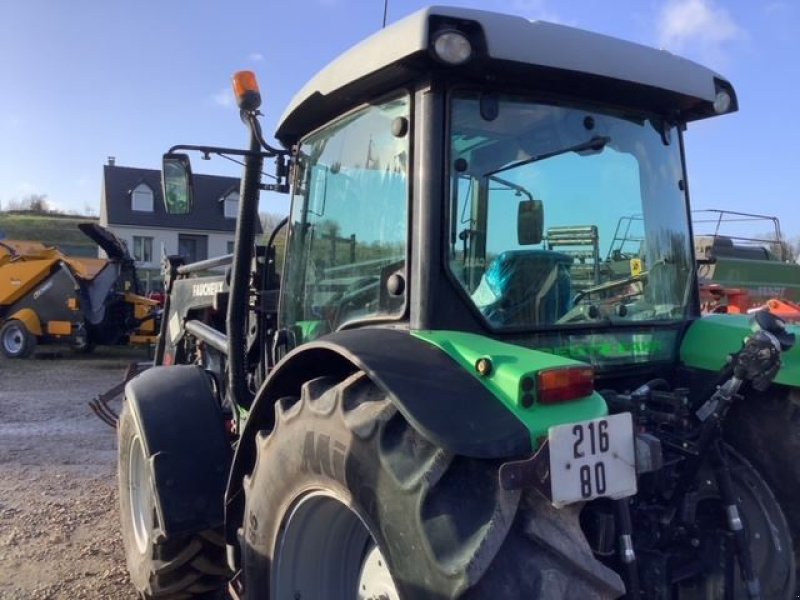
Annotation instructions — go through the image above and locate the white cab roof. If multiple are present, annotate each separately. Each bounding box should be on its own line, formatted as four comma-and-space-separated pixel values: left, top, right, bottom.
276, 6, 732, 142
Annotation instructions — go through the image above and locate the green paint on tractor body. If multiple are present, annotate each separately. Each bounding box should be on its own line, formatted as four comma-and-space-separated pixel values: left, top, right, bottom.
413, 330, 608, 447
681, 314, 800, 386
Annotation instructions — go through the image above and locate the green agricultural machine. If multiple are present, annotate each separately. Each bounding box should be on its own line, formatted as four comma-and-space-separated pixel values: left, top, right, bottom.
609, 209, 800, 313
117, 7, 800, 599
693, 209, 800, 311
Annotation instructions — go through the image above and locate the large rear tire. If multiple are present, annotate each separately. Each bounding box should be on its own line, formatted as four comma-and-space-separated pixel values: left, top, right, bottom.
117, 402, 229, 598
1, 319, 36, 358
241, 371, 624, 599
725, 389, 800, 594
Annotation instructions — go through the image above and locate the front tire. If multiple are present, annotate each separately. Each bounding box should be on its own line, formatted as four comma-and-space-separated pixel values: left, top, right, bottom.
0, 319, 36, 358
117, 402, 229, 598
242, 371, 624, 599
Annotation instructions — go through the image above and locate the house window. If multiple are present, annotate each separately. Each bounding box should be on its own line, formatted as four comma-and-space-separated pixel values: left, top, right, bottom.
133, 236, 153, 263
178, 234, 208, 264
223, 191, 239, 219
227, 241, 235, 254
132, 183, 154, 212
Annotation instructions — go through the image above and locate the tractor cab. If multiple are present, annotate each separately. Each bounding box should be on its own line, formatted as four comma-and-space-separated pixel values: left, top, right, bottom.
262, 8, 736, 373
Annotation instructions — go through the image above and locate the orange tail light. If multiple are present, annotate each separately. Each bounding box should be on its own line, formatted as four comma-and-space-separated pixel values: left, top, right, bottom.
536, 366, 595, 405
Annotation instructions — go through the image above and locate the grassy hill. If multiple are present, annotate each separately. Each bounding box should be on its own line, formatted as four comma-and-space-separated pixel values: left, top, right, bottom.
0, 212, 100, 257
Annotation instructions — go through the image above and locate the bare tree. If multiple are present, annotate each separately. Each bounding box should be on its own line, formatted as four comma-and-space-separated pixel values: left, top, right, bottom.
259, 211, 286, 233
759, 230, 800, 262
28, 194, 49, 213
6, 193, 50, 213
259, 211, 289, 260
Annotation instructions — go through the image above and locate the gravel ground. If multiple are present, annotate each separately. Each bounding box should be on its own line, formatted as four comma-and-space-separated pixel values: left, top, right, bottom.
0, 347, 147, 599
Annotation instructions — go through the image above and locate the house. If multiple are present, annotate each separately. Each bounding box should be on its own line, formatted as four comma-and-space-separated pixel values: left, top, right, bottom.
99, 158, 260, 291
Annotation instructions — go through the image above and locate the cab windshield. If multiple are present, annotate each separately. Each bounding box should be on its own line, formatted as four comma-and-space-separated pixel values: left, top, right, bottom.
448, 91, 695, 330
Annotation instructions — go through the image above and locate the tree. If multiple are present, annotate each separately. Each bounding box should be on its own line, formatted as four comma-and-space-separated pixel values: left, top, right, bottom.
785, 236, 800, 263
759, 230, 800, 262
6, 193, 50, 213
259, 211, 289, 263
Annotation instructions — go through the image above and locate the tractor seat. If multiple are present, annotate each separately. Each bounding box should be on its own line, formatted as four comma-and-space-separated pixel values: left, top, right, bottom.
472, 249, 573, 327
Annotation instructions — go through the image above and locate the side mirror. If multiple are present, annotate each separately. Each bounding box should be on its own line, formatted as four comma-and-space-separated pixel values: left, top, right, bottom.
518, 199, 543, 245
162, 153, 194, 214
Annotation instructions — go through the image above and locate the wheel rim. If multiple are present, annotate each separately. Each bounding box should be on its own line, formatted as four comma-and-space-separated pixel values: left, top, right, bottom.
128, 434, 152, 555
274, 491, 399, 599
2, 325, 24, 355
357, 542, 399, 600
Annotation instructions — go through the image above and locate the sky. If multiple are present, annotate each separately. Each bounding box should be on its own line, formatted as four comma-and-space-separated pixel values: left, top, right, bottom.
1, 0, 798, 236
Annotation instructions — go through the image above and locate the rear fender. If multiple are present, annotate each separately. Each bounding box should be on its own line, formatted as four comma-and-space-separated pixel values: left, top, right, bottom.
236, 328, 533, 460
224, 329, 538, 552
8, 308, 42, 336
124, 365, 231, 538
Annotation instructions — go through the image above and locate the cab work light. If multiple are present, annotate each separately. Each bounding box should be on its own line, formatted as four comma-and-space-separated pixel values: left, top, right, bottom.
713, 90, 732, 114
431, 30, 473, 65
232, 70, 262, 111
536, 366, 595, 405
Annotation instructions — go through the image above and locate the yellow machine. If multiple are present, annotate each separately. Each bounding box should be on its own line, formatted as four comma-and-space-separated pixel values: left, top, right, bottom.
0, 223, 159, 358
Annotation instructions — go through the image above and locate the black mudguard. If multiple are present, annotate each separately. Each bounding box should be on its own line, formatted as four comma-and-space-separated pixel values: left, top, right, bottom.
225, 328, 533, 546
251, 328, 530, 457
124, 365, 231, 537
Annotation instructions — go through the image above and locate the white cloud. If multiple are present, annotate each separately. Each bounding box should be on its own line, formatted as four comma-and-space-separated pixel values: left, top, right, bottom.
248, 52, 265, 62
212, 88, 235, 109
657, 0, 744, 63
46, 199, 69, 213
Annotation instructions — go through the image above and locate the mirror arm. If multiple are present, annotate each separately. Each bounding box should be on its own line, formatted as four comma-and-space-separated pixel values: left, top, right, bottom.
488, 174, 534, 202
168, 144, 291, 194
167, 143, 282, 159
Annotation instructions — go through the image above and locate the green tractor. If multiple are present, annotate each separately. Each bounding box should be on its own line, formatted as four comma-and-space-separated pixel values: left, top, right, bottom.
117, 7, 800, 599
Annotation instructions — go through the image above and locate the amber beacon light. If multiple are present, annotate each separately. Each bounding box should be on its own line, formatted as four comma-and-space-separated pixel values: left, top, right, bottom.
232, 70, 262, 111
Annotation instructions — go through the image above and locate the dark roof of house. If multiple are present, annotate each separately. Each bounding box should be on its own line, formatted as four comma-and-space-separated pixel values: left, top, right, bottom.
103, 164, 261, 233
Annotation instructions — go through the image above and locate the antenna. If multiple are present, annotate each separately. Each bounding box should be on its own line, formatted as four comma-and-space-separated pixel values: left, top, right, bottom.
382, 0, 388, 28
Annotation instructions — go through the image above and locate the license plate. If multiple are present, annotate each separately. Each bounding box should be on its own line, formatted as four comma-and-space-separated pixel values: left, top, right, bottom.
548, 413, 637, 507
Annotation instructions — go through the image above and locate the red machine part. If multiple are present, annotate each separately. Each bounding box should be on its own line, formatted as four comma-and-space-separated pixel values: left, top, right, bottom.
701, 284, 800, 322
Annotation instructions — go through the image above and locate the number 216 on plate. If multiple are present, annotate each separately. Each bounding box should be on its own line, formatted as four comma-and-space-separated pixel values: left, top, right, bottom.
548, 412, 637, 508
